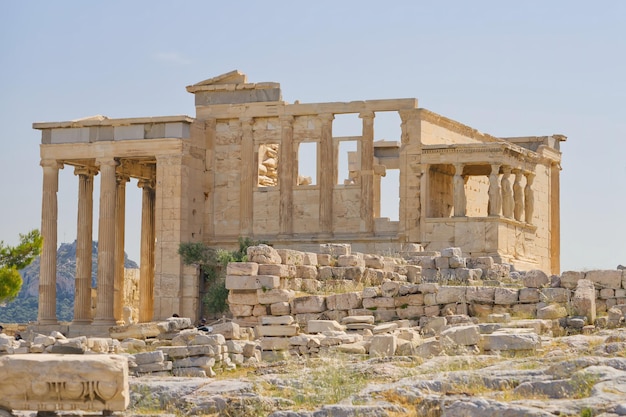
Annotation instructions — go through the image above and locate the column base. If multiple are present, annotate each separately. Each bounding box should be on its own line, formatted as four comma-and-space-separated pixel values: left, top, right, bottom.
71, 319, 93, 325
37, 319, 59, 325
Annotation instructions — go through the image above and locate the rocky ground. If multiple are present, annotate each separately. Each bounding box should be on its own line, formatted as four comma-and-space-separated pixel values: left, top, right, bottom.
5, 323, 626, 417
118, 328, 626, 417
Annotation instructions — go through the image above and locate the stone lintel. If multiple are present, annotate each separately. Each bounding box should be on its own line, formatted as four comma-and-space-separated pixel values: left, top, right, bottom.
195, 98, 418, 119
33, 115, 194, 130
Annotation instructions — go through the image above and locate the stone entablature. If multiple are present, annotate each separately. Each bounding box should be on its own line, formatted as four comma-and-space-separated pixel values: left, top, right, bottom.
32, 70, 565, 326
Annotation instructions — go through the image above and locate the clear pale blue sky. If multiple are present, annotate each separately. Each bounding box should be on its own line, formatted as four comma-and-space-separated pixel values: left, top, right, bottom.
1, 1, 624, 272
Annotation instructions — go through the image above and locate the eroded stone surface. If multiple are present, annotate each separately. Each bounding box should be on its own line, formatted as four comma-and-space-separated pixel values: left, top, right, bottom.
0, 354, 129, 412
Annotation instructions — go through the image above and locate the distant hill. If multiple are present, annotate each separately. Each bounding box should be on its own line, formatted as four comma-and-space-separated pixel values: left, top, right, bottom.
0, 241, 138, 323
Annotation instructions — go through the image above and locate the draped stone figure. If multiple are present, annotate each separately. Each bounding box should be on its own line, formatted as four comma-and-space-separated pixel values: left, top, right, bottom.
525, 172, 535, 224
501, 167, 514, 219
488, 164, 501, 216
513, 169, 524, 221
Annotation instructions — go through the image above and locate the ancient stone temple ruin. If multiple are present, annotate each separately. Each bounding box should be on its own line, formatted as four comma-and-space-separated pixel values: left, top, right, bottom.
32, 70, 565, 327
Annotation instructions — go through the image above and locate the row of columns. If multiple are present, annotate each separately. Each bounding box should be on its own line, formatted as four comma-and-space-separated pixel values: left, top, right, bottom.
237, 112, 377, 237
38, 158, 157, 326
453, 163, 535, 223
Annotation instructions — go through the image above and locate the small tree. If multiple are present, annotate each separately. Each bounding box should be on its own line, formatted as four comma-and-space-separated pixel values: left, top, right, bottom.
178, 237, 264, 316
0, 229, 43, 303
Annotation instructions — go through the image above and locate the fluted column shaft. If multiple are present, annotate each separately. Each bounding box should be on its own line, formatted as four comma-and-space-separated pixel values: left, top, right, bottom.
488, 164, 501, 216
453, 164, 466, 217
73, 166, 97, 323
279, 115, 294, 235
114, 173, 129, 324
240, 118, 254, 236
38, 159, 62, 324
319, 113, 335, 235
93, 158, 118, 325
359, 111, 375, 233
138, 179, 156, 323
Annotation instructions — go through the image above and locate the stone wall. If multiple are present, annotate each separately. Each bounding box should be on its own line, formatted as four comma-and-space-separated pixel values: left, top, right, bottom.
226, 244, 624, 330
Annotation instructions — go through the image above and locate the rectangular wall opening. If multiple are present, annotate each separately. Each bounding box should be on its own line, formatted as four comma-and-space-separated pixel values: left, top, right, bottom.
337, 140, 359, 185
297, 142, 317, 186
378, 168, 399, 221
257, 143, 279, 187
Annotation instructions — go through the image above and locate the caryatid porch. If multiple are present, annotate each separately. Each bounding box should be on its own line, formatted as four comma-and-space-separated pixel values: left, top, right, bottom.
33, 115, 202, 333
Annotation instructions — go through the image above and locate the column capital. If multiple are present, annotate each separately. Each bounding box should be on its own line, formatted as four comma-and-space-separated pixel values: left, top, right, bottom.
74, 166, 98, 177
359, 111, 375, 120
96, 158, 118, 169
318, 113, 335, 123
240, 117, 254, 126
453, 163, 465, 174
409, 162, 424, 176
501, 165, 512, 174
398, 108, 420, 123
40, 159, 63, 170
116, 172, 131, 184
279, 115, 294, 124
137, 178, 155, 190
524, 171, 536, 182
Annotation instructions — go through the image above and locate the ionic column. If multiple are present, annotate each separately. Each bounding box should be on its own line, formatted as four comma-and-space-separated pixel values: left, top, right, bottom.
38, 159, 63, 324
72, 166, 97, 324
138, 179, 156, 323
488, 164, 501, 216
114, 172, 130, 324
279, 115, 294, 236
318, 113, 335, 235
453, 164, 466, 217
513, 169, 524, 221
240, 118, 254, 236
524, 172, 535, 224
359, 111, 375, 233
501, 166, 514, 219
93, 158, 118, 325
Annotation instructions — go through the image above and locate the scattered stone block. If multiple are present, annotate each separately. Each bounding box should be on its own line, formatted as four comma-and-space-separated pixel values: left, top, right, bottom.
572, 279, 596, 324
212, 321, 241, 340
560, 270, 585, 290
0, 354, 129, 412
441, 324, 480, 347
227, 262, 258, 276
540, 287, 570, 303
260, 337, 290, 351
519, 288, 541, 303
291, 295, 327, 314
466, 287, 495, 303
258, 264, 292, 277
258, 325, 298, 337
480, 330, 541, 351
326, 292, 363, 310
308, 320, 345, 333
522, 270, 550, 288
276, 249, 305, 265
441, 247, 462, 258
270, 302, 291, 316
369, 334, 397, 357
257, 288, 295, 304
225, 275, 280, 290
247, 244, 282, 264
586, 270, 623, 289
537, 304, 568, 320
435, 286, 466, 305
494, 287, 519, 305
